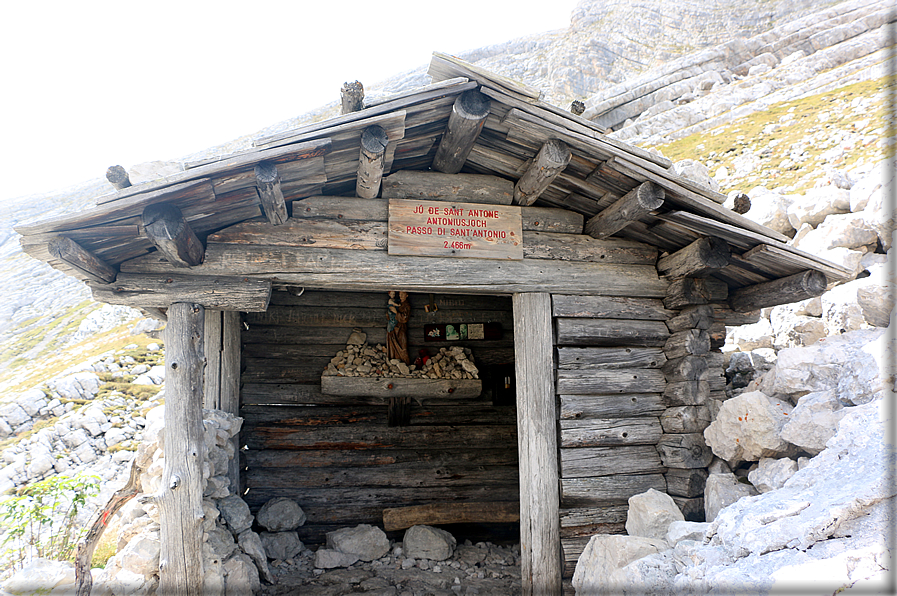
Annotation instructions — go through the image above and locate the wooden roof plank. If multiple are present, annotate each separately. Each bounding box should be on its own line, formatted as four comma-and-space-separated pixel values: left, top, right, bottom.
253, 80, 474, 148
428, 51, 542, 102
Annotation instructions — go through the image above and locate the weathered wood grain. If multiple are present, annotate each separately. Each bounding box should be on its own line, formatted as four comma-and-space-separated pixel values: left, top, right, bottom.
729, 270, 827, 312
560, 446, 665, 478
656, 433, 714, 468
661, 356, 709, 382
656, 237, 730, 279
556, 347, 666, 369
47, 236, 117, 283
555, 319, 671, 347
552, 296, 672, 320
665, 468, 709, 498
141, 203, 204, 267
559, 418, 663, 448
663, 381, 710, 406
522, 233, 655, 264
556, 369, 666, 395
560, 474, 667, 507
90, 273, 271, 311
157, 303, 204, 595
105, 165, 131, 190
514, 139, 572, 207
320, 376, 482, 399
243, 446, 518, 470
664, 329, 711, 360
663, 277, 729, 309
433, 90, 491, 174
666, 305, 715, 332
340, 80, 365, 114
660, 406, 712, 433
383, 502, 520, 531
559, 394, 666, 420
584, 181, 665, 240
514, 293, 562, 596
121, 244, 669, 296
356, 125, 389, 198
245, 463, 518, 490
382, 170, 514, 204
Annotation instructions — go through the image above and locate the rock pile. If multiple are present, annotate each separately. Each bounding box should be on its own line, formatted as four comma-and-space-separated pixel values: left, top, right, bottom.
322, 341, 480, 380
0, 341, 165, 497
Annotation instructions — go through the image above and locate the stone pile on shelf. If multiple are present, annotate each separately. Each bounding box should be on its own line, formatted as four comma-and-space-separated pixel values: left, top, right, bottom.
322, 340, 479, 380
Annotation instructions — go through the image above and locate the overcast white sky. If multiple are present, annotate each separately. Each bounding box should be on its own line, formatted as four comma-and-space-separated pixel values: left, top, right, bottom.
0, 1, 579, 202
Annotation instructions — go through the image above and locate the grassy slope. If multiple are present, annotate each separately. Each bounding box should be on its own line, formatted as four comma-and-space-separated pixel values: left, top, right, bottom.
649, 77, 893, 194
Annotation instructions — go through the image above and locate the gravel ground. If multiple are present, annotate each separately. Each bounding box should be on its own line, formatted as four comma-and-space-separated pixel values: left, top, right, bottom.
259, 540, 522, 596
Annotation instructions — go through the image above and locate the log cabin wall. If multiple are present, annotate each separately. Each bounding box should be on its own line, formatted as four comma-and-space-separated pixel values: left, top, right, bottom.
238, 289, 519, 543
551, 294, 672, 579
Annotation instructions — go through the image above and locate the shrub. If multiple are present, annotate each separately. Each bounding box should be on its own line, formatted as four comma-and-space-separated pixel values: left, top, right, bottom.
0, 473, 100, 575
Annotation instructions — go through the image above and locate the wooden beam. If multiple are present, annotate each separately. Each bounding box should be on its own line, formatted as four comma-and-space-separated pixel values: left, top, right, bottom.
666, 305, 715, 333
320, 376, 481, 399
254, 161, 288, 225
47, 236, 116, 283
514, 293, 562, 596
381, 170, 514, 205
158, 302, 205, 595
340, 80, 364, 114
432, 89, 491, 174
663, 277, 729, 309
142, 203, 204, 267
584, 181, 665, 239
513, 139, 572, 206
105, 165, 131, 190
657, 237, 731, 279
729, 270, 827, 312
383, 502, 519, 532
203, 310, 242, 493
356, 125, 389, 199
664, 329, 711, 360
90, 273, 272, 311
120, 244, 670, 297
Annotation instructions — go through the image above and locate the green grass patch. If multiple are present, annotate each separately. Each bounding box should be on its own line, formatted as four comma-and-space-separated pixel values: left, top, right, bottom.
650, 76, 890, 195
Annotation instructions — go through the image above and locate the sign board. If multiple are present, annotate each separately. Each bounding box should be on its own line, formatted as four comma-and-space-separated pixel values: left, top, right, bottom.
388, 199, 523, 259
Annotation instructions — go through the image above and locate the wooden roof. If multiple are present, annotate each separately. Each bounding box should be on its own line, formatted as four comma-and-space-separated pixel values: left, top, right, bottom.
15, 51, 850, 299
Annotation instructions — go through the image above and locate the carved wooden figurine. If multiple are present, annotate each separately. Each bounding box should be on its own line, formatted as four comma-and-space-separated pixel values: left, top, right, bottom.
387, 291, 411, 364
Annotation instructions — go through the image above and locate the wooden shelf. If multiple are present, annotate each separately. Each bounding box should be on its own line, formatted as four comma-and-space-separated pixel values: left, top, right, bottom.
321, 375, 481, 399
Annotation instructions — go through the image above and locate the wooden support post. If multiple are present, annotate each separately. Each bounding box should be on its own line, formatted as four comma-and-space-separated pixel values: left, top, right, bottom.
254, 161, 288, 225
656, 237, 731, 279
48, 236, 116, 283
202, 310, 241, 493
729, 270, 827, 312
340, 80, 365, 114
513, 139, 572, 206
356, 124, 389, 199
158, 302, 205, 595
203, 310, 223, 410
432, 89, 491, 174
105, 165, 131, 190
584, 181, 665, 239
142, 203, 204, 267
513, 293, 562, 596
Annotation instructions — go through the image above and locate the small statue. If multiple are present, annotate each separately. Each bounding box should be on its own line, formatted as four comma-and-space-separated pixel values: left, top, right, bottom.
387, 291, 411, 364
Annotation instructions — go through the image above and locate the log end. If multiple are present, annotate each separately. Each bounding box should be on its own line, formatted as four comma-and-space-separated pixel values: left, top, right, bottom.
637, 181, 666, 210
456, 89, 491, 120
360, 125, 389, 154
254, 161, 280, 184
340, 80, 365, 114
570, 100, 586, 116
105, 165, 131, 189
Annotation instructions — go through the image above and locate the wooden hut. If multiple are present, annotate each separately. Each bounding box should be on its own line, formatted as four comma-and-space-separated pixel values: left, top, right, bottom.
15, 52, 848, 595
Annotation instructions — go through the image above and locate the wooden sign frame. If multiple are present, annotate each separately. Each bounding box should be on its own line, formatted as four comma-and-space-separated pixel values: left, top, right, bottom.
388, 199, 523, 259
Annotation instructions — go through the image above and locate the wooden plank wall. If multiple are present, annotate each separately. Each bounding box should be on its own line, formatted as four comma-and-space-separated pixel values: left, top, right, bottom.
552, 295, 673, 579
240, 289, 519, 543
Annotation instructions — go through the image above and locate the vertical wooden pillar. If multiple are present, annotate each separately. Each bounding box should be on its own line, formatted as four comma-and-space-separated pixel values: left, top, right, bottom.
203, 310, 242, 494
513, 293, 562, 596
161, 302, 205, 595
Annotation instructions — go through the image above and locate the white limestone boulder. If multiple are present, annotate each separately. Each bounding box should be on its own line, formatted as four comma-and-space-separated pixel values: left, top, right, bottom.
260, 531, 304, 561
743, 188, 794, 235
665, 520, 710, 545
50, 371, 101, 400
625, 488, 684, 541
747, 457, 799, 493
314, 548, 360, 569
118, 534, 160, 577
792, 212, 879, 253
787, 186, 850, 228
223, 552, 260, 596
403, 525, 457, 561
773, 328, 886, 405
704, 473, 759, 522
2, 558, 76, 595
256, 497, 306, 532
571, 534, 669, 595
727, 317, 774, 351
779, 391, 848, 454
673, 159, 720, 193
326, 524, 389, 561
703, 391, 796, 465
237, 529, 273, 584
216, 495, 254, 534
